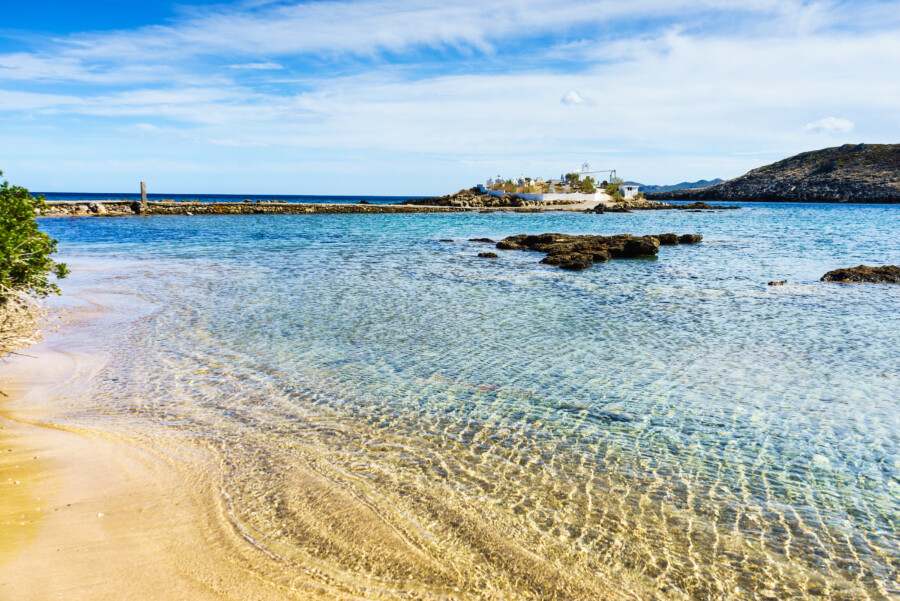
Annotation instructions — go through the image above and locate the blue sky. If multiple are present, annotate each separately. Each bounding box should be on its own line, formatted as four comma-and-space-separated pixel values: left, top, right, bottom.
1, 0, 898, 195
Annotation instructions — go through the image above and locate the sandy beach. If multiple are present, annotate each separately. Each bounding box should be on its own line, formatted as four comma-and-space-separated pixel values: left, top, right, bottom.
0, 288, 293, 600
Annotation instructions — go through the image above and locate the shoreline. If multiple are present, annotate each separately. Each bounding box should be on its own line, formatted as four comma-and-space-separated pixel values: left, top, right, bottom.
0, 283, 288, 600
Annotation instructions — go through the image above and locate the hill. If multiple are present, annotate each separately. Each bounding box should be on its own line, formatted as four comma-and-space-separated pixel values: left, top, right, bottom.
646, 144, 900, 203
638, 179, 723, 194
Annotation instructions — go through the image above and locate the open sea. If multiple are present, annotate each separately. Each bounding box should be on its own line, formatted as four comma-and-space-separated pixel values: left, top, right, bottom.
36, 201, 900, 600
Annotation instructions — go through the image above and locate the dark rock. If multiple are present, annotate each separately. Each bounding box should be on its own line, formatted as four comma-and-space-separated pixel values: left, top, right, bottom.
821, 265, 900, 283
439, 239, 454, 242
672, 202, 736, 210
621, 236, 661, 257
679, 234, 703, 244
768, 280, 787, 286
541, 253, 593, 270
496, 234, 528, 250
358, 200, 372, 205
477, 252, 499, 259
469, 238, 495, 243
495, 232, 697, 270
656, 233, 680, 245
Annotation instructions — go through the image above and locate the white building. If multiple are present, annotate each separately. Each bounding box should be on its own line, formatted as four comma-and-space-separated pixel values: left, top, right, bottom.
620, 184, 640, 200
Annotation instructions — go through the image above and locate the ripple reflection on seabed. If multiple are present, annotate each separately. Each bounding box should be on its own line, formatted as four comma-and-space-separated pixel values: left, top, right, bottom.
15, 212, 900, 601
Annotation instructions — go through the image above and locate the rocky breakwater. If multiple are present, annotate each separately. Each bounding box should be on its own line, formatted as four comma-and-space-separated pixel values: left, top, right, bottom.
589, 201, 738, 213
647, 144, 900, 203
402, 188, 582, 210
41, 200, 471, 216
821, 265, 900, 283
494, 232, 702, 270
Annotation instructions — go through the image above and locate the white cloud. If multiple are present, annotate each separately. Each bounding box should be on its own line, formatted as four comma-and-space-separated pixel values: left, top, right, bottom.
1, 0, 899, 192
560, 91, 593, 106
804, 116, 854, 133
227, 62, 284, 70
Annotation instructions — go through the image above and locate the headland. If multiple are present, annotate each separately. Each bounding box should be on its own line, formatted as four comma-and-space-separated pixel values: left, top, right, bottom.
647, 143, 900, 203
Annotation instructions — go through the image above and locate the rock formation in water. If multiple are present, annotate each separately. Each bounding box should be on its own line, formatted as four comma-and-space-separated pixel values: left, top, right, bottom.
821, 265, 900, 283
588, 201, 738, 213
647, 144, 900, 203
494, 232, 702, 271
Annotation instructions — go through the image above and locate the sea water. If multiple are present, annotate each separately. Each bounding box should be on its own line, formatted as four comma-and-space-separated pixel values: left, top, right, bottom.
36, 203, 900, 600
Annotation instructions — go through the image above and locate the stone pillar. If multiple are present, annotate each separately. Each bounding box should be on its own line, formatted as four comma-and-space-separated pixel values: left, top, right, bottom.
137, 181, 148, 214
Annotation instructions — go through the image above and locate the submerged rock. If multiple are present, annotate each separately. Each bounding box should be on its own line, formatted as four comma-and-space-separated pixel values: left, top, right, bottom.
469, 238, 495, 243
477, 252, 499, 259
494, 232, 701, 270
768, 280, 787, 286
821, 265, 900, 283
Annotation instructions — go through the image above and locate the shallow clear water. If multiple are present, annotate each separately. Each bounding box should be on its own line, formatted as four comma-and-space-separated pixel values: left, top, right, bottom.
39, 204, 900, 600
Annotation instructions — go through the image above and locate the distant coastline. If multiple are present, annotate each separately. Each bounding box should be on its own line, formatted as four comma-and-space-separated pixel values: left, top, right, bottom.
647, 144, 900, 203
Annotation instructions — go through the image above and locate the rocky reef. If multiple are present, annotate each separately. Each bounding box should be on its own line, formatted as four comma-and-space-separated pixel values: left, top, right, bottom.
40, 200, 472, 217
590, 201, 738, 213
402, 188, 582, 209
821, 265, 900, 283
494, 232, 702, 270
647, 144, 900, 203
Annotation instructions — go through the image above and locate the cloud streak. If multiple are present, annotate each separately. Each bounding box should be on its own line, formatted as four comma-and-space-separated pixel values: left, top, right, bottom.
0, 0, 898, 193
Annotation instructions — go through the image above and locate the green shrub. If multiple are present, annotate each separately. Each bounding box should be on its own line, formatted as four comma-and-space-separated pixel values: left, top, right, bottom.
605, 182, 620, 196
580, 176, 595, 193
0, 170, 68, 299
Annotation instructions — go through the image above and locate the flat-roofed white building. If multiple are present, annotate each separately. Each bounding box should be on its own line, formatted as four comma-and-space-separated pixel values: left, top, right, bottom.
620, 184, 640, 199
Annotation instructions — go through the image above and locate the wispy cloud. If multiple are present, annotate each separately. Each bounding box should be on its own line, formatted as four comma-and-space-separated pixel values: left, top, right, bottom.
227, 62, 284, 70
0, 0, 898, 193
805, 116, 854, 133
560, 91, 593, 106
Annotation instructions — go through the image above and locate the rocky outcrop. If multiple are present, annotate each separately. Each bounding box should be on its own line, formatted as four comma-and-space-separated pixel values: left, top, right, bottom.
588, 200, 737, 213
495, 232, 702, 271
477, 252, 499, 259
821, 265, 900, 283
403, 188, 583, 209
647, 144, 900, 203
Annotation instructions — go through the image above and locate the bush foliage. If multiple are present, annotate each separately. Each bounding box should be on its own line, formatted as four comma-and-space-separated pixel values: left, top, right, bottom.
0, 170, 68, 298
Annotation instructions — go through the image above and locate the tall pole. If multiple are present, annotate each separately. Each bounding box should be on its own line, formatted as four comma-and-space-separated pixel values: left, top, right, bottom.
139, 181, 148, 213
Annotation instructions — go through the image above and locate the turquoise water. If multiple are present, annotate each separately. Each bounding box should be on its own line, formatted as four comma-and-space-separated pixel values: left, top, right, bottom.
38, 204, 899, 600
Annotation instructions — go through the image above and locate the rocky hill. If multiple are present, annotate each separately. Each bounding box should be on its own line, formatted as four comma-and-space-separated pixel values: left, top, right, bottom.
638, 179, 724, 194
646, 144, 900, 203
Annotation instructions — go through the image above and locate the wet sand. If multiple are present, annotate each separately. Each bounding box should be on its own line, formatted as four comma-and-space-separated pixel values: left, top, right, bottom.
0, 293, 295, 600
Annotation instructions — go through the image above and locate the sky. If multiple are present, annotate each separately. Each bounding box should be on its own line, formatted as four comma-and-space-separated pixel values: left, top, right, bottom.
1, 0, 898, 195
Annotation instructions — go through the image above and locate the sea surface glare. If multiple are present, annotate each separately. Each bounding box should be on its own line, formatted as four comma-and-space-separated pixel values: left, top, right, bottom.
38, 202, 900, 600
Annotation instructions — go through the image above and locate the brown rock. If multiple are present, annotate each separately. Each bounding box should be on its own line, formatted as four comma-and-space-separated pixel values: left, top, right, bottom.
768, 280, 787, 286
679, 234, 703, 244
478, 252, 499, 259
821, 265, 900, 283
620, 236, 661, 257
656, 233, 680, 245
541, 253, 593, 270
